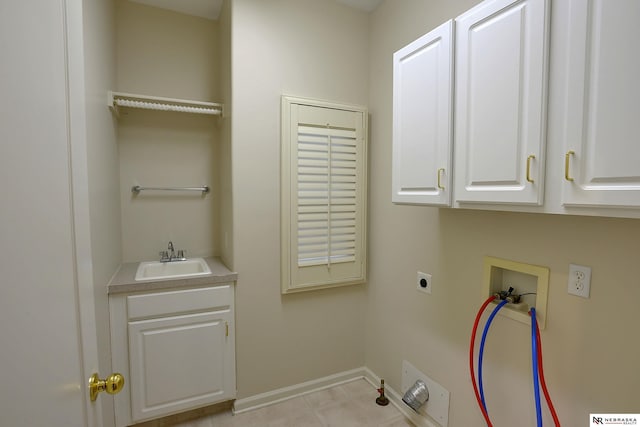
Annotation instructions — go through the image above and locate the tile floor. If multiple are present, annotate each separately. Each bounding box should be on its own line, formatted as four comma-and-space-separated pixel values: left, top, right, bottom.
160, 379, 414, 427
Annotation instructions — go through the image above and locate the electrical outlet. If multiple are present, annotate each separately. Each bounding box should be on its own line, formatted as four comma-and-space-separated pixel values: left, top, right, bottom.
568, 264, 591, 298
417, 272, 432, 294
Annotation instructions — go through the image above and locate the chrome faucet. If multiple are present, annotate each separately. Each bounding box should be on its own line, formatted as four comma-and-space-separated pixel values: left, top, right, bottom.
159, 241, 186, 262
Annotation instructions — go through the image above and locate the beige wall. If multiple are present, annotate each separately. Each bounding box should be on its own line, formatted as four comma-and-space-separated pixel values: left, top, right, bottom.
231, 0, 370, 398
115, 0, 219, 102
82, 1, 640, 424
82, 0, 120, 425
366, 1, 640, 426
115, 0, 222, 262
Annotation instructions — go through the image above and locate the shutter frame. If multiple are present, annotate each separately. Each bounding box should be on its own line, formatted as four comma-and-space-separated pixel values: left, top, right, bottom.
281, 96, 368, 294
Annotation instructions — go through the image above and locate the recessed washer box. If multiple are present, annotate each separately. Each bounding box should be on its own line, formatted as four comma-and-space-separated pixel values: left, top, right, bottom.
482, 256, 549, 329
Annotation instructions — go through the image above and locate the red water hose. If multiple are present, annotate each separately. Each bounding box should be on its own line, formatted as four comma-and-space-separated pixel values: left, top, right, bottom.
470, 296, 496, 426
535, 318, 561, 426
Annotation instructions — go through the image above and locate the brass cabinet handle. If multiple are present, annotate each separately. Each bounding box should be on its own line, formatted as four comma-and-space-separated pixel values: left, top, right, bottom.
89, 373, 125, 402
526, 155, 536, 183
565, 150, 575, 181
437, 168, 445, 190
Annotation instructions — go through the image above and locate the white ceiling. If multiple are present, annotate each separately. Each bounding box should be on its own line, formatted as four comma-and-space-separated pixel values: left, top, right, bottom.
128, 0, 383, 20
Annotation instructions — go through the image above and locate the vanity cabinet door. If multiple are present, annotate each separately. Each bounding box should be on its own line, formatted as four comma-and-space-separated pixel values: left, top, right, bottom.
128, 309, 235, 423
561, 0, 640, 208
454, 0, 550, 205
392, 20, 453, 206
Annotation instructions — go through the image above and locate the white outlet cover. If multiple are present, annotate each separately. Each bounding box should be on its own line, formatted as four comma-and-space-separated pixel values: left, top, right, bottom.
401, 360, 449, 427
568, 263, 591, 298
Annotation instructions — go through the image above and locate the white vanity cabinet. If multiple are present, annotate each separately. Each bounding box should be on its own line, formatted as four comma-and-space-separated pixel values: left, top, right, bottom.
392, 20, 454, 206
560, 0, 640, 209
453, 0, 550, 205
110, 282, 236, 427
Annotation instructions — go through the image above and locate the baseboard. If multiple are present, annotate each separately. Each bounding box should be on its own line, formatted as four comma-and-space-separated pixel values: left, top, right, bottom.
232, 367, 367, 414
232, 366, 441, 427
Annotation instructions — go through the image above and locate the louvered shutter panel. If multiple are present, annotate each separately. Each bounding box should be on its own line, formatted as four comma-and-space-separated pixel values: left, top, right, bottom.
281, 97, 367, 293
297, 125, 358, 267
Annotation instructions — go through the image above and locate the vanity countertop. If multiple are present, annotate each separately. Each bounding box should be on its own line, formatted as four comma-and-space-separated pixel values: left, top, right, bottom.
108, 257, 237, 295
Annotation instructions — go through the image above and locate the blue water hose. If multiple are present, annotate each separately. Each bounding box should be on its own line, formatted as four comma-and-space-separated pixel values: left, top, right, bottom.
478, 299, 509, 415
531, 307, 542, 427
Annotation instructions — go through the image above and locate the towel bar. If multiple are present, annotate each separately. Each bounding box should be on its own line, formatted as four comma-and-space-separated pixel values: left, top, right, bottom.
131, 185, 210, 194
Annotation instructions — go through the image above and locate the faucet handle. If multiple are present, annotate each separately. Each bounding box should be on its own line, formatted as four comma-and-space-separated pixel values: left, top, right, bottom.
177, 249, 185, 259
159, 250, 169, 261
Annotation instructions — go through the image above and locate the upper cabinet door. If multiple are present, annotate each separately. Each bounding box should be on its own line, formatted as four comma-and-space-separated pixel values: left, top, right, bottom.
392, 20, 454, 206
562, 0, 640, 208
454, 0, 550, 205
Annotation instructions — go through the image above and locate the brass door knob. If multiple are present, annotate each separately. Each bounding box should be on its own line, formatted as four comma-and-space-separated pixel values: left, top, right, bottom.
89, 373, 125, 402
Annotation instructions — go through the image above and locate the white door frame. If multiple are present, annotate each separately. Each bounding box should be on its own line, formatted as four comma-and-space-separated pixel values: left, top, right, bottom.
65, 0, 104, 425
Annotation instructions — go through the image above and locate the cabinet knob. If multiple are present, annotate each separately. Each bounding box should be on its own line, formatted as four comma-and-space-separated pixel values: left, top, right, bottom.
89, 373, 125, 402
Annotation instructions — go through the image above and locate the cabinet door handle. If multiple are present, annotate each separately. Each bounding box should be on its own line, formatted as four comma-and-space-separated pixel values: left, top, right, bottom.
565, 150, 575, 182
526, 155, 536, 183
437, 168, 445, 190
225, 321, 229, 337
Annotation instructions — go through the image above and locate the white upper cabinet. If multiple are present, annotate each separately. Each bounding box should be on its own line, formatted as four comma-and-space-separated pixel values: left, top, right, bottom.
454, 0, 550, 205
561, 0, 640, 208
392, 20, 454, 206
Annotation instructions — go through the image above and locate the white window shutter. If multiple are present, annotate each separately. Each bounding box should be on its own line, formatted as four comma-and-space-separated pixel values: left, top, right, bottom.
281, 96, 367, 293
297, 124, 358, 267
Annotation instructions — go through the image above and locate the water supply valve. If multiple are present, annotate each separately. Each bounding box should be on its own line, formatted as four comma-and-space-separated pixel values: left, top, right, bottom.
493, 286, 522, 304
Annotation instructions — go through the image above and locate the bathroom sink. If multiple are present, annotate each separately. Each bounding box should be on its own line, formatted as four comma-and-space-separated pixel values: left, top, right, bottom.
135, 258, 212, 281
